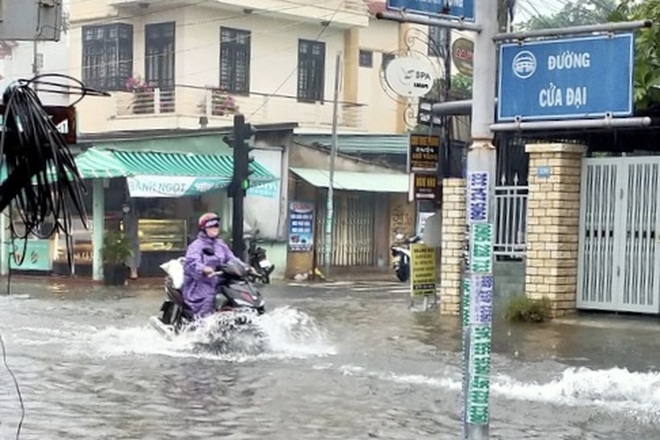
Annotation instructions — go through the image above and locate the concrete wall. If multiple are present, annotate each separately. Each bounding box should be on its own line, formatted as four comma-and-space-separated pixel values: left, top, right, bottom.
68, 2, 408, 135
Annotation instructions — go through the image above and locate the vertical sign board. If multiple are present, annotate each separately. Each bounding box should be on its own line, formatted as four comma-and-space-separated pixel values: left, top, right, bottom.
386, 0, 474, 21
409, 243, 437, 297
462, 171, 494, 426
409, 134, 440, 202
288, 201, 315, 252
497, 33, 634, 121
408, 134, 440, 173
413, 174, 438, 201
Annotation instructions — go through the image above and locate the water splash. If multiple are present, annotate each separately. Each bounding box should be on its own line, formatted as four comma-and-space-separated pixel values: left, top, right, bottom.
86, 306, 336, 361
336, 364, 660, 421
493, 367, 660, 413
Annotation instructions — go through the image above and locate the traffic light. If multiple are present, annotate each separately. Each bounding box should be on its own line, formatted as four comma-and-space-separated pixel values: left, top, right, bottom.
228, 114, 257, 198
226, 113, 257, 260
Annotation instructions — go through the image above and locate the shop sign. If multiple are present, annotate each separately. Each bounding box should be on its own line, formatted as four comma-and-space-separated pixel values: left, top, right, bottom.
7, 239, 52, 271
413, 173, 438, 201
246, 181, 279, 199
409, 243, 436, 297
127, 175, 228, 198
452, 37, 474, 76
288, 201, 314, 252
384, 56, 436, 98
409, 134, 440, 173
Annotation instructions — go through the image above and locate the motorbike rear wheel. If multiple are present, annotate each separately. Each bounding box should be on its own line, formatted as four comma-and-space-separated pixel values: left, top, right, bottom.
396, 265, 409, 282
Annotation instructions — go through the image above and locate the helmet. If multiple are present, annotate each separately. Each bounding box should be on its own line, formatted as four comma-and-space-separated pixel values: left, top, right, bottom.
198, 212, 220, 230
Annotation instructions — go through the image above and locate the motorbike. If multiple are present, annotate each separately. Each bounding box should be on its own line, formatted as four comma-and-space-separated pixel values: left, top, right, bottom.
390, 233, 422, 282
149, 258, 267, 349
246, 229, 275, 284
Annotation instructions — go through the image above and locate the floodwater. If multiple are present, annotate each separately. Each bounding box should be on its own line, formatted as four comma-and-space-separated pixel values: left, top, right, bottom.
1, 279, 660, 439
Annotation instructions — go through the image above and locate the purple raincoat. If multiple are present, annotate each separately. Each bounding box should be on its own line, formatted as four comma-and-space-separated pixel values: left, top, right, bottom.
182, 231, 238, 318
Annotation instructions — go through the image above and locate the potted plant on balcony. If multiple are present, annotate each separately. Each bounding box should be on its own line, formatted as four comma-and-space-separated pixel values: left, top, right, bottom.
211, 88, 238, 116
102, 230, 132, 286
126, 76, 155, 114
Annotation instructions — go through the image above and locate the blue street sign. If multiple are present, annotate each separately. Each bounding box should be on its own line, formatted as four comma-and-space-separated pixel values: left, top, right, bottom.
386, 0, 474, 21
497, 33, 634, 122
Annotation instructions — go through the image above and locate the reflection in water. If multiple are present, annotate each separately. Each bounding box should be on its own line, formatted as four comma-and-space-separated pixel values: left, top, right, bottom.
0, 284, 660, 439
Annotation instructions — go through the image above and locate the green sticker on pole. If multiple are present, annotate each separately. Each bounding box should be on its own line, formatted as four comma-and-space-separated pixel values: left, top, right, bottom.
467, 325, 492, 425
470, 223, 493, 274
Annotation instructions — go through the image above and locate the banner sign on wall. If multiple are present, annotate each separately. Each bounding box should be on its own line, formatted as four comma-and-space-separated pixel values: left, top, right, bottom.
127, 175, 229, 198
288, 201, 315, 252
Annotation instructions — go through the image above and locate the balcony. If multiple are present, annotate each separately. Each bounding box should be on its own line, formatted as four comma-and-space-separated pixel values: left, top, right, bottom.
109, 0, 369, 28
108, 85, 366, 132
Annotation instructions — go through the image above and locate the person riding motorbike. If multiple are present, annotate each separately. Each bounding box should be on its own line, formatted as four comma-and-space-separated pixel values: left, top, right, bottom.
182, 213, 254, 319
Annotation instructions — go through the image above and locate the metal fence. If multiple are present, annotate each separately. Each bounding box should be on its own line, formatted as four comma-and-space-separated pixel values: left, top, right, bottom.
494, 175, 528, 259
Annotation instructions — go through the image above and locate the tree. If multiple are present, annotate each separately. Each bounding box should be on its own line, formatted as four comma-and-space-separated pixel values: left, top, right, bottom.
521, 0, 617, 30
609, 0, 660, 109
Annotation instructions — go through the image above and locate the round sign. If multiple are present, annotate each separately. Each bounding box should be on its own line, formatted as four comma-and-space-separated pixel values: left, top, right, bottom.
384, 56, 436, 98
451, 37, 474, 76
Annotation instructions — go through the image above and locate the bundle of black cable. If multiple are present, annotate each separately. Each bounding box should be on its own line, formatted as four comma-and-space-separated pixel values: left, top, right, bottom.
0, 81, 87, 267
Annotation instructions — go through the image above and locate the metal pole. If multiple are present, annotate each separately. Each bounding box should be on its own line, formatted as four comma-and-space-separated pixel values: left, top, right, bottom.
494, 19, 652, 41
324, 52, 342, 279
33, 41, 39, 94
232, 114, 247, 261
491, 116, 651, 131
375, 11, 483, 32
0, 209, 7, 276
462, 0, 497, 438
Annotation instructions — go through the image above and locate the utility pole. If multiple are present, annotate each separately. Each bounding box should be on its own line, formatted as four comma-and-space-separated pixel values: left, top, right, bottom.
324, 52, 342, 278
461, 1, 498, 438
32, 41, 39, 93
226, 113, 255, 261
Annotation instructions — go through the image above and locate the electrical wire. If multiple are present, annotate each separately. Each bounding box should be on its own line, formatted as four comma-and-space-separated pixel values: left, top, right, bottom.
246, 0, 349, 121
0, 74, 105, 270
0, 333, 25, 440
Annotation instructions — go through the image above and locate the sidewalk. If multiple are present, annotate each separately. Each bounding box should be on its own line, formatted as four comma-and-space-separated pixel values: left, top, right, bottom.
0, 268, 398, 289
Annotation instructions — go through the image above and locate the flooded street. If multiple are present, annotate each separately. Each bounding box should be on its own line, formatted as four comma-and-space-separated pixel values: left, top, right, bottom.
1, 280, 660, 439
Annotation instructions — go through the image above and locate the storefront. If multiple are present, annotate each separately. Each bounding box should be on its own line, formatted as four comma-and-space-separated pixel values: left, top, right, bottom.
2, 147, 278, 280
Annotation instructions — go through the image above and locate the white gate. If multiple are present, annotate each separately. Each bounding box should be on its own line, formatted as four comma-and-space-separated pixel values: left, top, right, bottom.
577, 157, 660, 314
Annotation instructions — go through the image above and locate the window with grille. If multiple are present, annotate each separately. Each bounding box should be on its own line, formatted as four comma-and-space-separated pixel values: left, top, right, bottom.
81, 23, 133, 91
145, 22, 175, 90
145, 22, 176, 113
220, 27, 250, 95
297, 39, 325, 103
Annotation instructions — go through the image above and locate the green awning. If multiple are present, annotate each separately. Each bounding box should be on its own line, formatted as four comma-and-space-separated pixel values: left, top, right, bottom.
71, 148, 132, 178
1, 148, 278, 198
290, 167, 409, 193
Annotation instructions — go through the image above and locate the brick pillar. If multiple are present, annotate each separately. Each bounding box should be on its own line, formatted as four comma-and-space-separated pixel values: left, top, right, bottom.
525, 143, 586, 316
440, 178, 466, 314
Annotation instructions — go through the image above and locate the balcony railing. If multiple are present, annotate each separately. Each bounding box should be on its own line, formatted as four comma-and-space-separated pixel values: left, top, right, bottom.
112, 85, 365, 129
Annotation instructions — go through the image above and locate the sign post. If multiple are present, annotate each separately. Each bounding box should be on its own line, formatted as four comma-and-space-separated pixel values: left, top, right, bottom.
386, 0, 475, 21
497, 34, 634, 122
409, 242, 438, 310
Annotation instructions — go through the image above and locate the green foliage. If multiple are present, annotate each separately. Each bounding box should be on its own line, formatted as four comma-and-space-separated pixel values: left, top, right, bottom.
609, 0, 660, 109
103, 231, 132, 264
504, 296, 553, 323
520, 0, 617, 31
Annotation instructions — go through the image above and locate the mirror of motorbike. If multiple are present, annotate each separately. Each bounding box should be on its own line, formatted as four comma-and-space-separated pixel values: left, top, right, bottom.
395, 233, 404, 241
202, 248, 214, 256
